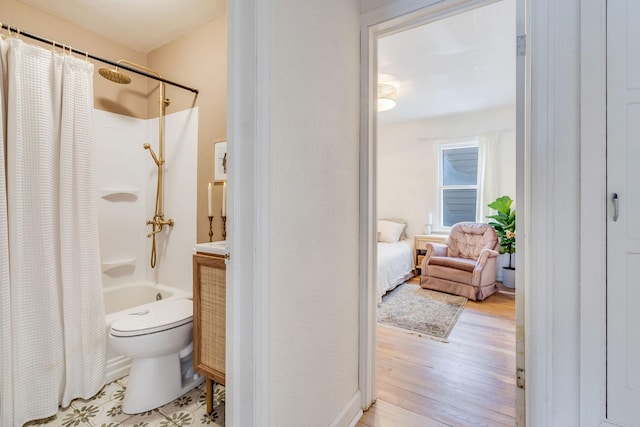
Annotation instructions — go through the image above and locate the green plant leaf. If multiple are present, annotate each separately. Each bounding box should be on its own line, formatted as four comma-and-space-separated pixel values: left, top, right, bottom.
487, 195, 512, 214
487, 195, 515, 254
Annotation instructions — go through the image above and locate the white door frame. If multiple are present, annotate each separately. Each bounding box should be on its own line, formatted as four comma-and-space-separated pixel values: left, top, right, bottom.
358, 0, 531, 422
227, 0, 272, 426
514, 0, 527, 422
579, 1, 615, 426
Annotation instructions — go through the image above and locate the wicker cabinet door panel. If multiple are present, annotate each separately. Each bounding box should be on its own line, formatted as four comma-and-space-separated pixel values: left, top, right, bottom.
193, 254, 226, 385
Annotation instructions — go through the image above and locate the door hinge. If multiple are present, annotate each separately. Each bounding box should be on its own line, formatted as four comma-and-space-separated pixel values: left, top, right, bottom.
516, 34, 526, 57
516, 367, 525, 389
224, 253, 231, 260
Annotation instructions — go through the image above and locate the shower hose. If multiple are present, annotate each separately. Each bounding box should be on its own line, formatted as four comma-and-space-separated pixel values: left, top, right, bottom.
150, 233, 157, 268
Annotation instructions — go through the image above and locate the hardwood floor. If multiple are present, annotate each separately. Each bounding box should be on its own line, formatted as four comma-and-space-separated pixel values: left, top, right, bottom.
357, 278, 516, 427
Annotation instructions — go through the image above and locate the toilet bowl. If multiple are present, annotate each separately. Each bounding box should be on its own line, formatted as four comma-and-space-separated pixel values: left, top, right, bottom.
109, 298, 204, 414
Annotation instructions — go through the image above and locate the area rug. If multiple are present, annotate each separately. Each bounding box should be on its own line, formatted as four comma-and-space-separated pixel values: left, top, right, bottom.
377, 282, 467, 342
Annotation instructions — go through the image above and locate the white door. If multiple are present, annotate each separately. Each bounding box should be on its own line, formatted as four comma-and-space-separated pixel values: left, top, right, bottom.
607, 1, 640, 425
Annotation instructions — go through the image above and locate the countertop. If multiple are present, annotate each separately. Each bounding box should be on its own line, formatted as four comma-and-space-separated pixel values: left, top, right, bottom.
194, 241, 227, 256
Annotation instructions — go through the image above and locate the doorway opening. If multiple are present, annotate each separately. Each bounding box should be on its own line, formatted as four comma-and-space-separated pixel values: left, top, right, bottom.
359, 0, 525, 425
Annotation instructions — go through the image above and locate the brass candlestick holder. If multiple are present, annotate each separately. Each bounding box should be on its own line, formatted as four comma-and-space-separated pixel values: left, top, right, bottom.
208, 216, 214, 242
221, 216, 227, 240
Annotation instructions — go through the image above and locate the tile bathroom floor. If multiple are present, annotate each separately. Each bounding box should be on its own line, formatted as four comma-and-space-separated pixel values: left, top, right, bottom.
25, 376, 225, 427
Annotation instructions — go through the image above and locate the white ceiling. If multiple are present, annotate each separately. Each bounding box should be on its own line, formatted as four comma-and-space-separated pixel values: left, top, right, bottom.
19, 0, 226, 53
377, 0, 516, 125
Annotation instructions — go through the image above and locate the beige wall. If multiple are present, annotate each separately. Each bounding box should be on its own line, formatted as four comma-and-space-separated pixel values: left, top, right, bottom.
148, 15, 227, 244
0, 0, 148, 118
1, 1, 227, 244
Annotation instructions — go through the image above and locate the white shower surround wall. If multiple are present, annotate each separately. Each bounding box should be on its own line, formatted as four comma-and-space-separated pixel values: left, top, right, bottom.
94, 108, 198, 294
94, 108, 198, 382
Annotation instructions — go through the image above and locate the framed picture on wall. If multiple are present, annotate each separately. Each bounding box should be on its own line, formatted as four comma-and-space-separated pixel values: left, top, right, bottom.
214, 141, 227, 182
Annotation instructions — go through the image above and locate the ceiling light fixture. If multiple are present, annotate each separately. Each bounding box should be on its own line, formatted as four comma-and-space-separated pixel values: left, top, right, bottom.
377, 83, 398, 112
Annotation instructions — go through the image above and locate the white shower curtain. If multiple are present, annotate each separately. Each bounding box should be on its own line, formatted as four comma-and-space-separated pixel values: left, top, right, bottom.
0, 37, 105, 426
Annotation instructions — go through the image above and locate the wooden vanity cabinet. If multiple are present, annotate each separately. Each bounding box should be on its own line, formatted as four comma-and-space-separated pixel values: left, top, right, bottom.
193, 252, 226, 412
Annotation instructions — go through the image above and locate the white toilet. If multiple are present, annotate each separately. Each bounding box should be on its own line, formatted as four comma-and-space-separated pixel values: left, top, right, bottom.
109, 298, 204, 414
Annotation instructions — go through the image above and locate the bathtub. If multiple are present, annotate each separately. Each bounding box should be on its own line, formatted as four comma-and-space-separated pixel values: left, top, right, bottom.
104, 282, 192, 383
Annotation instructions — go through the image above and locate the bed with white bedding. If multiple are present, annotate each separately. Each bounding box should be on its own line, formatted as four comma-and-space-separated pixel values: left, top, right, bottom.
376, 219, 415, 302
377, 239, 414, 302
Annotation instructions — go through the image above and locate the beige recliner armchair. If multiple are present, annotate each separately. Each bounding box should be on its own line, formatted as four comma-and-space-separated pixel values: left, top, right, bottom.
420, 222, 499, 301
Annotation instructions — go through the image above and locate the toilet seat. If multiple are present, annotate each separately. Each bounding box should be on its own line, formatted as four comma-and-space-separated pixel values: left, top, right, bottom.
110, 298, 193, 337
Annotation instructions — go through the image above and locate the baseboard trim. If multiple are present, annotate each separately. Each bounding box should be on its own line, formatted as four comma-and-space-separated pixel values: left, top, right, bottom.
329, 390, 363, 427
105, 355, 131, 384
347, 409, 364, 427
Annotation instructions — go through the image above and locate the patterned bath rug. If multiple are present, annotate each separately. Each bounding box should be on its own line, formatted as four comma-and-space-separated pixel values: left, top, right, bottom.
377, 282, 467, 342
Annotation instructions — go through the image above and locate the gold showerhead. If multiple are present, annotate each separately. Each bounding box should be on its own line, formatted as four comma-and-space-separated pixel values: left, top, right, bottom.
98, 67, 132, 84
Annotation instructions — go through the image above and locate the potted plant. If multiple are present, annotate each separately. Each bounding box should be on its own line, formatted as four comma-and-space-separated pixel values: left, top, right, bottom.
487, 195, 516, 288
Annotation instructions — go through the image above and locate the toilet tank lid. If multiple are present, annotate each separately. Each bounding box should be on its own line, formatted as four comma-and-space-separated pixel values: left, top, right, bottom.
110, 298, 193, 337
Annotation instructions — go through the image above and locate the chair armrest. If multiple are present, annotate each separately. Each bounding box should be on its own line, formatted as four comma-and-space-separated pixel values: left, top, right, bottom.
422, 243, 448, 271
475, 248, 499, 267
427, 242, 448, 257
472, 248, 500, 286
420, 243, 447, 274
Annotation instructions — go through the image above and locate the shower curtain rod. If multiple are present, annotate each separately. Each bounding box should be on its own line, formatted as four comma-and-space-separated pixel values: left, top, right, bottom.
0, 23, 199, 94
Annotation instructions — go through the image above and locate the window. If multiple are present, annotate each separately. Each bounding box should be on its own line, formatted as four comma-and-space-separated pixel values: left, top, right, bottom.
438, 141, 479, 227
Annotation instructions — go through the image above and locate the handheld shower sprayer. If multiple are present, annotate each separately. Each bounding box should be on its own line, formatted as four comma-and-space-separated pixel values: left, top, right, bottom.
143, 143, 161, 166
